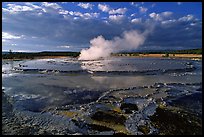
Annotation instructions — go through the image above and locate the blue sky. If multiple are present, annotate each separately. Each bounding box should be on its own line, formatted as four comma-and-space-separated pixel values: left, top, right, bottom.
2, 2, 202, 52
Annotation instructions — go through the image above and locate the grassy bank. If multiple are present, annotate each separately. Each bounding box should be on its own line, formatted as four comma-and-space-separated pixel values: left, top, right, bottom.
112, 48, 202, 59
2, 51, 80, 59
2, 48, 202, 60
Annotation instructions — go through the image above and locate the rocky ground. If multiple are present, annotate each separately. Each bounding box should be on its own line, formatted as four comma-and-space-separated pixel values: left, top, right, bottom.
2, 82, 202, 135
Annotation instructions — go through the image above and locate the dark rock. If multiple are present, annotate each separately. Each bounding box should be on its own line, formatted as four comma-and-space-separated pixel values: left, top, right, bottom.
87, 124, 113, 131
91, 111, 126, 125
138, 125, 150, 135
150, 107, 202, 135
113, 132, 128, 135
168, 92, 202, 117
196, 87, 202, 91
120, 103, 138, 114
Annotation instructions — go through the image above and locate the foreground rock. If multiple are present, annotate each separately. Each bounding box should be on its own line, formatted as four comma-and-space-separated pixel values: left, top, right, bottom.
150, 106, 202, 135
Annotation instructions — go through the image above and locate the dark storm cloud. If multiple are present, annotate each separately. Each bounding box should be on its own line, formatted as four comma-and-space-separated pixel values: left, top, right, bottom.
142, 18, 202, 50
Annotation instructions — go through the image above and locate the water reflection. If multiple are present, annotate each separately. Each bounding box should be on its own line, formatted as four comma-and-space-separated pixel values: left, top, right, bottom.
2, 57, 202, 112
91, 76, 145, 89
80, 57, 190, 72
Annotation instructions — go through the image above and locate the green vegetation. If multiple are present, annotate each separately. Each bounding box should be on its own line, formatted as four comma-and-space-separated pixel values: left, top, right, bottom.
112, 53, 139, 56
114, 48, 202, 56
2, 48, 202, 59
2, 51, 80, 59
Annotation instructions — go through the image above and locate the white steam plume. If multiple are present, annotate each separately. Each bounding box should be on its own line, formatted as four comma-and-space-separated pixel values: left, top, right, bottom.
78, 29, 151, 60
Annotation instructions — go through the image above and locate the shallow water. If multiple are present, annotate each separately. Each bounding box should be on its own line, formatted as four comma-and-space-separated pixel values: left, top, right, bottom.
2, 57, 202, 135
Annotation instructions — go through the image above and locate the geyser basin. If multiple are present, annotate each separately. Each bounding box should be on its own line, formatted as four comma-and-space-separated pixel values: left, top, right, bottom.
2, 57, 202, 135
9, 57, 197, 73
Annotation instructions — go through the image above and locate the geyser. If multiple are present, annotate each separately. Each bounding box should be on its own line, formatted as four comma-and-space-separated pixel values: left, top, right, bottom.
78, 29, 150, 60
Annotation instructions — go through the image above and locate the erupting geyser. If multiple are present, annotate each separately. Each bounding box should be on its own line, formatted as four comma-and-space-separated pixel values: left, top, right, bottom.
78, 29, 150, 60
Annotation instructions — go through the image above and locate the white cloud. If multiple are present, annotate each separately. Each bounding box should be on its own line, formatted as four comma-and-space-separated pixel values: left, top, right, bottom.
58, 45, 70, 48
69, 11, 83, 16
161, 11, 173, 17
2, 8, 10, 12
84, 12, 100, 19
68, 11, 99, 19
185, 27, 190, 30
77, 3, 93, 9
131, 13, 136, 17
58, 9, 69, 15
25, 3, 42, 9
151, 3, 156, 8
14, 50, 34, 52
3, 3, 63, 15
130, 2, 139, 7
109, 14, 124, 22
98, 4, 110, 12
190, 23, 196, 26
73, 17, 79, 20
177, 2, 182, 5
139, 6, 148, 13
35, 3, 63, 14
109, 8, 127, 15
2, 32, 23, 40
42, 2, 61, 9
5, 3, 34, 13
178, 14, 194, 22
11, 43, 17, 46
131, 18, 142, 24
161, 19, 176, 25
149, 12, 161, 21
149, 11, 173, 21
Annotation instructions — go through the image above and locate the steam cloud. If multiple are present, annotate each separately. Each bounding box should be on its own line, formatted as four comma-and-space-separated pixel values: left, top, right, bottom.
78, 29, 151, 60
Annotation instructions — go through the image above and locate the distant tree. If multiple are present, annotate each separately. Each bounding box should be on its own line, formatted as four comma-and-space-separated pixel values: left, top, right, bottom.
9, 49, 12, 54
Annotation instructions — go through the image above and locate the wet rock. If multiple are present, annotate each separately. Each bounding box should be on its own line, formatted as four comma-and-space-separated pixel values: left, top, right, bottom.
15, 125, 39, 135
89, 102, 122, 115
142, 103, 157, 117
150, 107, 202, 135
186, 62, 192, 65
154, 83, 165, 88
71, 133, 83, 135
168, 92, 202, 117
166, 88, 184, 97
113, 132, 128, 135
87, 124, 113, 131
9, 109, 83, 135
120, 103, 138, 114
196, 87, 202, 91
90, 111, 126, 125
99, 95, 121, 103
2, 92, 13, 115
122, 97, 149, 110
91, 103, 112, 112
138, 125, 150, 135
94, 131, 115, 135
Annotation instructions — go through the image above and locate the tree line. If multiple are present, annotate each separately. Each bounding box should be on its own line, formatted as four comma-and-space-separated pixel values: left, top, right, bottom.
2, 51, 80, 59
